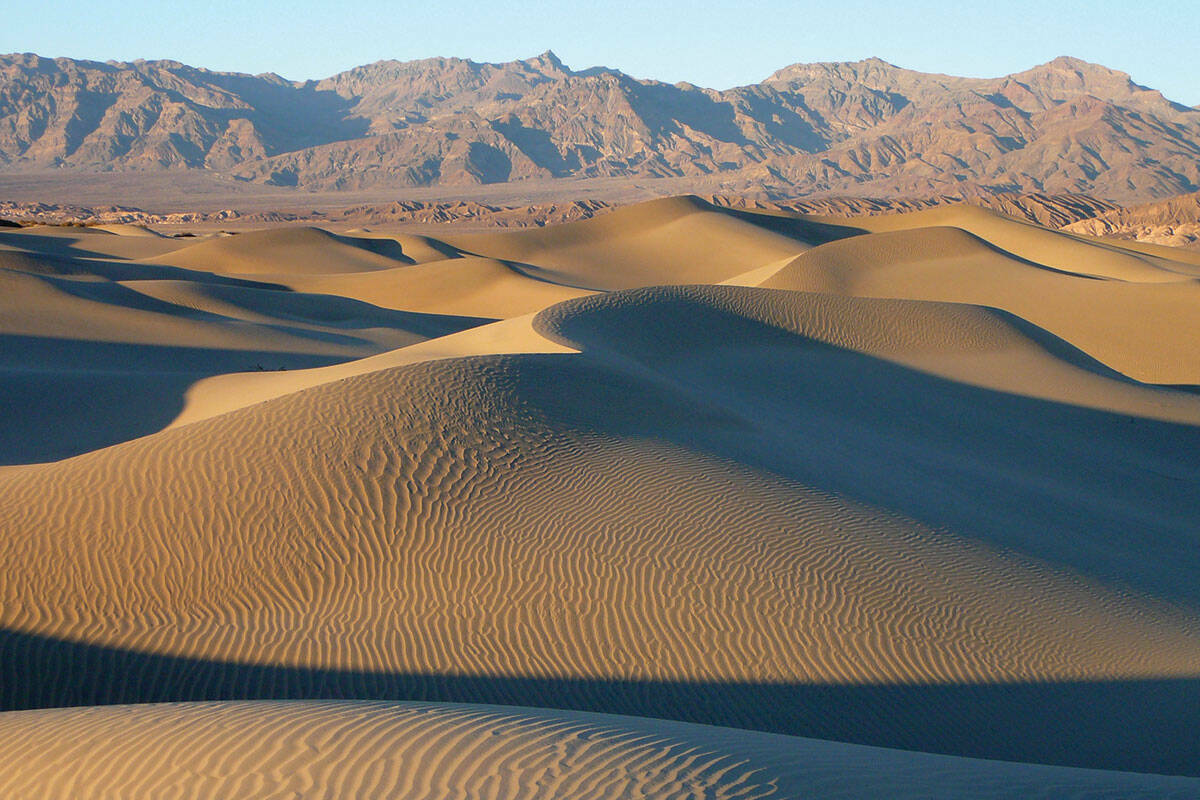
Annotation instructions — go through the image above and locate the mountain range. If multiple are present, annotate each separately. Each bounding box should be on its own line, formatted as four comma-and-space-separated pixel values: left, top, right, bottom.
2, 51, 1199, 201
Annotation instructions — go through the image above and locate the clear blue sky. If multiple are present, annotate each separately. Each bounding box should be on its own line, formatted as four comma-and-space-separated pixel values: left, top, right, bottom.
4, 0, 1197, 105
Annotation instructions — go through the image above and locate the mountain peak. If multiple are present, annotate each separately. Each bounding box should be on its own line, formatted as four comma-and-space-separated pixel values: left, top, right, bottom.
1032, 55, 1125, 78
763, 56, 911, 85
0, 52, 1197, 201
1044, 55, 1107, 70
857, 56, 901, 68
519, 49, 571, 77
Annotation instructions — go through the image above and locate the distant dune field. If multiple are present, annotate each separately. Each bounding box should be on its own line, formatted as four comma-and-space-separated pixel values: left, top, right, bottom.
1, 197, 1198, 796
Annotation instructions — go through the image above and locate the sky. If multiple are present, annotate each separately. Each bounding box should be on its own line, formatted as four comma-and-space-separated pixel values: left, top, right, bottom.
3, 0, 1197, 105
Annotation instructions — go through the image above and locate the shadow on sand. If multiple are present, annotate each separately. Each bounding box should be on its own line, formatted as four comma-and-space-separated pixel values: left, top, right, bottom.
2, 628, 1198, 776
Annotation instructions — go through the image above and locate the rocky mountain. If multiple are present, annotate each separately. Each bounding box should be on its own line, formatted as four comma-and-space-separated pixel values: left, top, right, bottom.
1, 51, 1198, 201
1063, 190, 1200, 249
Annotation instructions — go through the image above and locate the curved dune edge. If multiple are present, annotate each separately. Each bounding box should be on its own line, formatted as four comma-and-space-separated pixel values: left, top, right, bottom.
717, 254, 802, 287
6, 195, 1198, 462
150, 226, 416, 275
1, 701, 1196, 800
283, 255, 595, 318
441, 196, 817, 290
841, 204, 1200, 282
533, 285, 1200, 425
0, 223, 186, 260
87, 223, 165, 238
762, 224, 1200, 384
175, 282, 1200, 437
170, 313, 577, 428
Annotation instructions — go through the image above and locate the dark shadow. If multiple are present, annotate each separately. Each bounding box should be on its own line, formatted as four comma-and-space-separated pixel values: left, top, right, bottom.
714, 204, 868, 244
159, 283, 492, 338
0, 334, 347, 375
0, 336, 346, 464
492, 118, 578, 176
724, 87, 831, 152
465, 142, 513, 183
0, 229, 147, 260
1163, 384, 1200, 396
627, 81, 751, 147
1, 628, 1198, 776
327, 231, 416, 263
0, 239, 292, 291
981, 91, 1020, 111
21, 270, 488, 344
0, 238, 493, 462
762, 224, 1125, 290
5, 287, 1199, 778
61, 92, 121, 158
402, 234, 466, 261
0, 268, 492, 463
158, 65, 373, 154
266, 169, 299, 187
0, 368, 203, 464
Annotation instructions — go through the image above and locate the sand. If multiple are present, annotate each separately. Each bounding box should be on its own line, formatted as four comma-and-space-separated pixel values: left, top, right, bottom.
765, 211, 1200, 382
1, 701, 1196, 799
1, 196, 1199, 794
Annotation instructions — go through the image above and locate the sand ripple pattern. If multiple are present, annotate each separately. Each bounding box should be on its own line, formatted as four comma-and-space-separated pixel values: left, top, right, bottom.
1, 701, 1197, 800
2, 285, 1200, 773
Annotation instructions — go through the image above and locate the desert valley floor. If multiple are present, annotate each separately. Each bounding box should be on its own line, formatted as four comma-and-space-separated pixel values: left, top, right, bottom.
2, 196, 1200, 797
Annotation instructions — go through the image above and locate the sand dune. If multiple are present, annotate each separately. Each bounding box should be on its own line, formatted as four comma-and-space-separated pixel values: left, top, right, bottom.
288, 256, 594, 318
762, 222, 1200, 383
841, 203, 1200, 281
88, 223, 165, 238
0, 225, 488, 463
170, 313, 577, 427
4, 286, 1200, 773
154, 226, 419, 275
1, 701, 1196, 800
0, 223, 185, 260
442, 196, 821, 289
1, 196, 1199, 791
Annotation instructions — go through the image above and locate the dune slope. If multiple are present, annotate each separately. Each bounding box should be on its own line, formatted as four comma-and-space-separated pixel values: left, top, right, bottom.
2, 285, 1200, 774
1, 701, 1196, 800
0, 225, 490, 463
2, 197, 1199, 789
442, 196, 823, 289
152, 226, 417, 275
762, 222, 1200, 383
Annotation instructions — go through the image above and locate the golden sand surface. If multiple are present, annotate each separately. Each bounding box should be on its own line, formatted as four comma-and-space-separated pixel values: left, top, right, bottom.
2, 197, 1199, 794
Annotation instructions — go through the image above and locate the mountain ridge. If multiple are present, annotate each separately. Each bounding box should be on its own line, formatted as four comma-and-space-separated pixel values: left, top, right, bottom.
1, 51, 1198, 201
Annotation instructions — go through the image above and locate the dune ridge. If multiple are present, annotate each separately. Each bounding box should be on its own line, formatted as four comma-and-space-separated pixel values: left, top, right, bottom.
762, 213, 1200, 383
